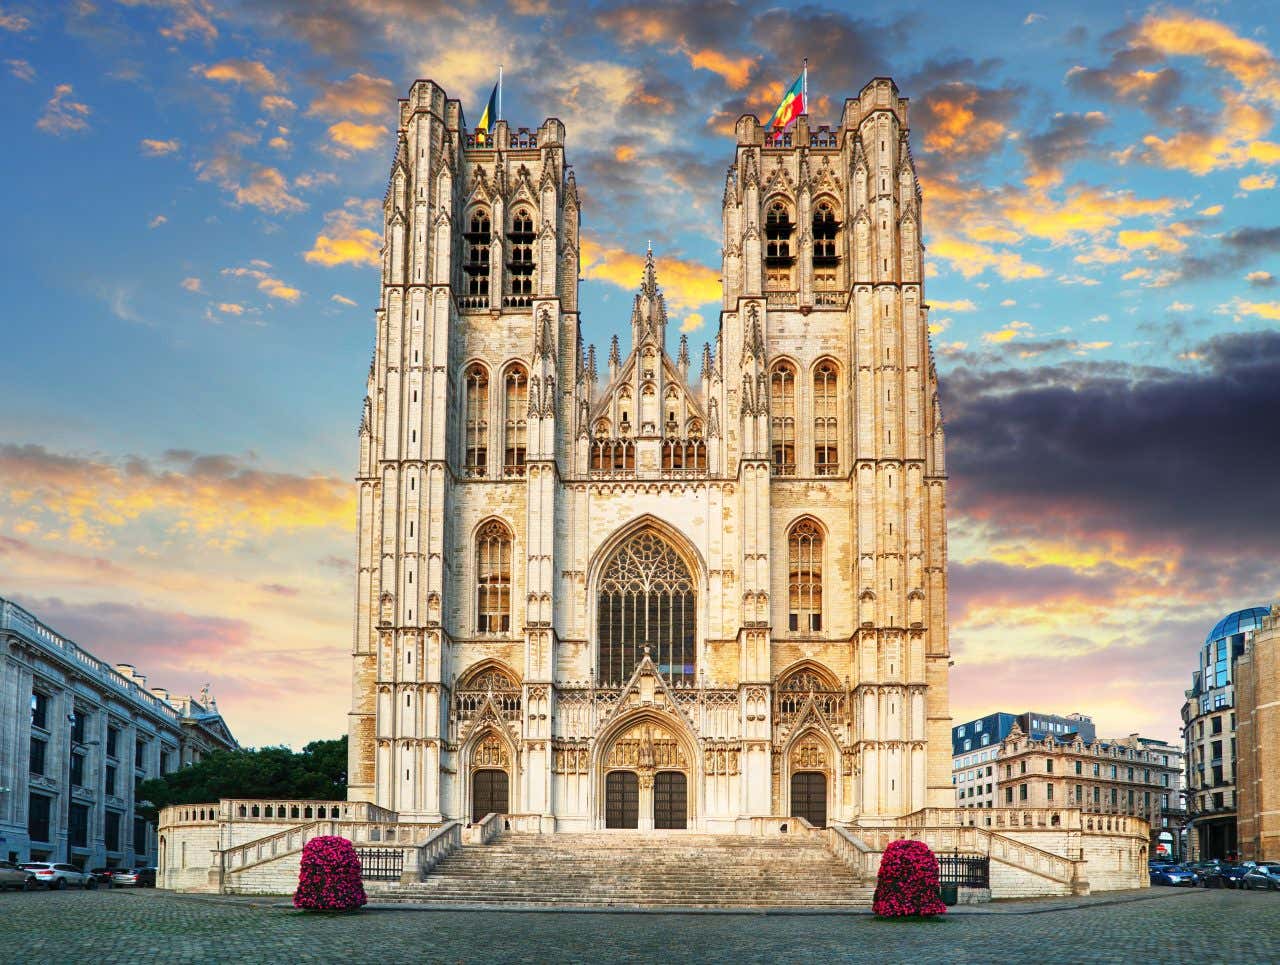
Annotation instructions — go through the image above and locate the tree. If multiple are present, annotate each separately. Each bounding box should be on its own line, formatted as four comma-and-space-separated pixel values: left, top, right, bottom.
137, 736, 347, 821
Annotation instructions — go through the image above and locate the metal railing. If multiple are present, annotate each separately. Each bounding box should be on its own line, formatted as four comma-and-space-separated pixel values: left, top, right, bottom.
356, 848, 404, 881
939, 854, 990, 888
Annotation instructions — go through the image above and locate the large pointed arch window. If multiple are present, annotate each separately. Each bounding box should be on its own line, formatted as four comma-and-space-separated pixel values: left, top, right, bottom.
597, 530, 696, 685
788, 519, 823, 632
770, 361, 796, 475
475, 520, 512, 633
813, 360, 839, 475
765, 198, 795, 291
503, 364, 528, 476
464, 364, 489, 476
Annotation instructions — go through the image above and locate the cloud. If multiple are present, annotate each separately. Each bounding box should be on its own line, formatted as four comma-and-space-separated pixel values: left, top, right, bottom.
36, 84, 91, 136
1021, 111, 1109, 188
140, 137, 180, 156
326, 120, 385, 153
304, 199, 382, 268
6, 57, 34, 81
0, 7, 30, 31
200, 58, 283, 93
197, 152, 306, 215
580, 240, 720, 313
1239, 172, 1276, 192
1246, 270, 1275, 289
928, 235, 1047, 280
943, 329, 1280, 556
222, 264, 302, 302
116, 0, 218, 42
1023, 13, 1045, 26
330, 293, 357, 306
687, 49, 755, 90
217, 302, 245, 315
679, 312, 704, 333
148, 214, 167, 229
1170, 225, 1280, 282
982, 320, 1032, 344
308, 73, 395, 118
930, 298, 977, 312
261, 95, 296, 114
1198, 204, 1223, 217
915, 81, 1018, 162
1116, 224, 1191, 254
181, 277, 203, 293
1224, 298, 1280, 321
0, 445, 352, 551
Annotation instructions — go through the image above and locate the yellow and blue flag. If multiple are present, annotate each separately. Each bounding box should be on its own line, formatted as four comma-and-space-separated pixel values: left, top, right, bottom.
478, 80, 499, 132
766, 69, 807, 130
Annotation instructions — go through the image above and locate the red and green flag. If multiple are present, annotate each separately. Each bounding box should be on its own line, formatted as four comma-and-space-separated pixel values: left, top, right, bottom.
766, 67, 807, 130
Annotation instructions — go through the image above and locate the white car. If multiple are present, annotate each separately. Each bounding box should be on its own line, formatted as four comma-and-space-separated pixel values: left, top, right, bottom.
19, 862, 96, 890
0, 860, 36, 891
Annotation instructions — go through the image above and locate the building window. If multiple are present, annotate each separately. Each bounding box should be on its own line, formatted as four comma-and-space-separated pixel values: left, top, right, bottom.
1075, 784, 1083, 802
597, 528, 696, 684
1046, 760, 1054, 774
463, 208, 491, 307
69, 803, 89, 849
591, 425, 636, 473
30, 737, 46, 777
1005, 787, 1013, 804
769, 362, 796, 475
105, 810, 122, 852
787, 518, 823, 633
134, 817, 149, 856
1046, 784, 1054, 801
28, 793, 52, 843
475, 520, 513, 633
813, 361, 839, 475
1075, 760, 1082, 775
661, 422, 707, 472
106, 727, 119, 759
1019, 784, 1028, 801
503, 364, 528, 476
1020, 761, 1027, 775
31, 692, 48, 730
135, 740, 147, 770
812, 200, 840, 266
764, 199, 795, 288
507, 208, 536, 306
70, 752, 85, 787
1110, 788, 1118, 805
106, 764, 117, 797
464, 363, 489, 476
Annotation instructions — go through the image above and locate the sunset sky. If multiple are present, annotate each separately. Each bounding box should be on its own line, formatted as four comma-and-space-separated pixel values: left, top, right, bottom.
0, 0, 1276, 750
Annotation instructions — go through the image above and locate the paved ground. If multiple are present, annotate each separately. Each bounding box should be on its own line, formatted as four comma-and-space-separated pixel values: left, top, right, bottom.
1, 887, 1278, 963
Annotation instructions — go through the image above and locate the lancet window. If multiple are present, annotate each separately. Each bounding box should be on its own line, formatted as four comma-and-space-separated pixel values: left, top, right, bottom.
770, 361, 796, 475
475, 520, 512, 633
787, 518, 823, 633
765, 198, 795, 290
464, 364, 489, 476
597, 529, 696, 684
590, 419, 635, 474
463, 208, 491, 308
506, 208, 535, 307
455, 664, 521, 719
812, 200, 840, 265
662, 419, 706, 473
813, 360, 839, 476
503, 365, 528, 476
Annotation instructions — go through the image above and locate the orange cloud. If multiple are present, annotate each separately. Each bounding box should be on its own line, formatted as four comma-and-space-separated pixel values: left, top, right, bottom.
928, 235, 1047, 280
305, 199, 382, 268
1239, 172, 1276, 192
327, 121, 385, 152
688, 49, 755, 90
922, 83, 1008, 157
222, 264, 302, 302
308, 73, 395, 118
1133, 12, 1280, 102
200, 59, 283, 94
235, 165, 304, 214
36, 83, 90, 136
140, 137, 180, 156
1116, 223, 1192, 254
580, 239, 720, 313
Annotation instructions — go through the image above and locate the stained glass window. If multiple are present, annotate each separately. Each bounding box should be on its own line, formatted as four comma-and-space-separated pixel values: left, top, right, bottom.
598, 530, 695, 684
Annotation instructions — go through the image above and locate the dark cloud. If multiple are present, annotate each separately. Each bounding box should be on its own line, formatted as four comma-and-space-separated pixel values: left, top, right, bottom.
1021, 110, 1110, 184
1174, 225, 1280, 282
950, 559, 1133, 621
943, 329, 1280, 556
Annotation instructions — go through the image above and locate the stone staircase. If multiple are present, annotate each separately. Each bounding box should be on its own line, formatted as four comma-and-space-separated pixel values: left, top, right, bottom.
369, 831, 875, 908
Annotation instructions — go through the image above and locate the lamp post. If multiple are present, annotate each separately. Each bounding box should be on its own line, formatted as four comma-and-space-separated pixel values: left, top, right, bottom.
64, 713, 100, 863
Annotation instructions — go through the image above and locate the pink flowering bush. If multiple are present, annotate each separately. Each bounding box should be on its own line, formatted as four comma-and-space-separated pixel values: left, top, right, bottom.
293, 836, 368, 912
872, 839, 947, 918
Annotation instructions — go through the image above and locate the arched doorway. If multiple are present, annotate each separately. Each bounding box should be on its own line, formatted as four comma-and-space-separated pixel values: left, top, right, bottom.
472, 768, 509, 822
654, 771, 688, 829
605, 771, 639, 829
791, 772, 827, 828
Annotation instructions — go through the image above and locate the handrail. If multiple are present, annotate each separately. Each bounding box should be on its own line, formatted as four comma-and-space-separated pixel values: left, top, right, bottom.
463, 812, 503, 845
417, 821, 463, 878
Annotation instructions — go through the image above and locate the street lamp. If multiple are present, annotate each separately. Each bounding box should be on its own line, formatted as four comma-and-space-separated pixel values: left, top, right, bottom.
64, 713, 100, 863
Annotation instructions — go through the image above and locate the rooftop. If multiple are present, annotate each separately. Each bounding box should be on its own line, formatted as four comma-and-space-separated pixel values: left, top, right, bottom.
1205, 606, 1270, 644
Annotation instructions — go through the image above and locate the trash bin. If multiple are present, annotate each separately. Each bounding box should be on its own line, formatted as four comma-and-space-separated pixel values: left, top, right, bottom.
940, 883, 959, 906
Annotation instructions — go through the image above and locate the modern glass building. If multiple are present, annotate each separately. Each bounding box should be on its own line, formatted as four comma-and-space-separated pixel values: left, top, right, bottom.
1182, 606, 1270, 860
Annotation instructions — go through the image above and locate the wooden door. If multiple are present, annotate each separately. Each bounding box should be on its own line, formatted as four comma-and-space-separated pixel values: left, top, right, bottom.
790, 771, 827, 828
653, 771, 688, 830
472, 768, 509, 822
605, 771, 639, 829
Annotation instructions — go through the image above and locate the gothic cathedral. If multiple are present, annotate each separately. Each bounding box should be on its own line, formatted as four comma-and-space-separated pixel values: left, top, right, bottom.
347, 77, 952, 833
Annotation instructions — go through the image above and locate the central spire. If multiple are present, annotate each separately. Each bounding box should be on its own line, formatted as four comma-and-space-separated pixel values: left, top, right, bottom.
632, 246, 667, 349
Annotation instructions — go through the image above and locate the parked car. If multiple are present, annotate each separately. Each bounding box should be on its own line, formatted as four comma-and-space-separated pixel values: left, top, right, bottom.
19, 863, 96, 890
1243, 863, 1280, 891
1150, 864, 1199, 887
87, 867, 116, 886
0, 860, 36, 891
1203, 864, 1253, 889
111, 867, 155, 888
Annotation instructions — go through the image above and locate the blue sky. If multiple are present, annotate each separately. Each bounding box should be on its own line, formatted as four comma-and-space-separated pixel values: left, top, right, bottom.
0, 0, 1277, 747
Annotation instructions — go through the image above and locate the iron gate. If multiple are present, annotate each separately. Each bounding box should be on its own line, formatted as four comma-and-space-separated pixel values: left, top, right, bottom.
355, 848, 404, 881
938, 854, 990, 888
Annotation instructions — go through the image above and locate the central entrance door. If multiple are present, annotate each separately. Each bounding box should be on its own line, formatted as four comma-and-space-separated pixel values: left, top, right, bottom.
790, 771, 827, 828
605, 771, 639, 829
472, 768, 509, 822
653, 771, 687, 829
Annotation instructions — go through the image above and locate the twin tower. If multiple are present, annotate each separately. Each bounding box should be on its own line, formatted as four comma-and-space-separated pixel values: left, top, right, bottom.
347, 78, 951, 833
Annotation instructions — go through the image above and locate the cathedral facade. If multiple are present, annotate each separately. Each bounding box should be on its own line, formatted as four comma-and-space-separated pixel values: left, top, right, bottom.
347, 77, 952, 833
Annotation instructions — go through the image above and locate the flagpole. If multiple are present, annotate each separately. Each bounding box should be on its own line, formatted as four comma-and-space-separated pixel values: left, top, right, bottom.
802, 58, 808, 116
498, 65, 503, 122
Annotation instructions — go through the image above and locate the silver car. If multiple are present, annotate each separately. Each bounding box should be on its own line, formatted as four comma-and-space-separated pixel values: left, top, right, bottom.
0, 860, 36, 891
1244, 863, 1280, 891
19, 862, 96, 890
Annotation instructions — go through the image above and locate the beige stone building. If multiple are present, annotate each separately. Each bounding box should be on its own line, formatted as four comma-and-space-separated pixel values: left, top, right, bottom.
346, 77, 952, 831
993, 725, 1181, 855
1235, 602, 1280, 861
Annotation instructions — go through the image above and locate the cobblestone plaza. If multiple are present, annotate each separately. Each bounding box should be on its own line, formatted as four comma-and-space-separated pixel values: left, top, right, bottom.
2, 889, 1278, 963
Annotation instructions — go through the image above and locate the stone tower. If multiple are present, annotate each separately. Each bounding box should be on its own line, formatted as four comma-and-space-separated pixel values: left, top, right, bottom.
348, 77, 951, 829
